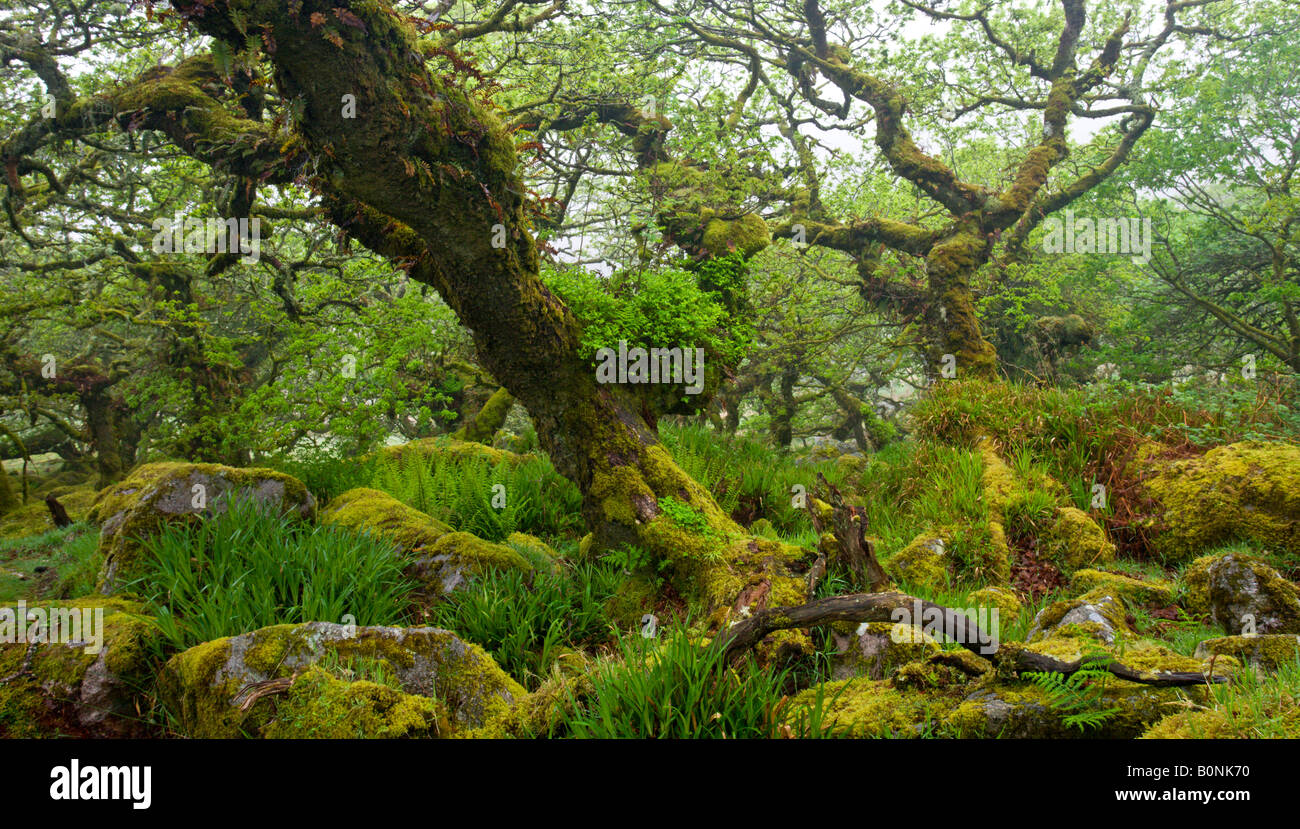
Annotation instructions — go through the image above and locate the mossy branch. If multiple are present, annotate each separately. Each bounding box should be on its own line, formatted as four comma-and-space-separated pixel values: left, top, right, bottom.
713, 591, 1229, 687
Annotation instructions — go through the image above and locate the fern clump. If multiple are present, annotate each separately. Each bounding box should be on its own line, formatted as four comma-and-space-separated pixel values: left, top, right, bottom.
1024, 651, 1123, 732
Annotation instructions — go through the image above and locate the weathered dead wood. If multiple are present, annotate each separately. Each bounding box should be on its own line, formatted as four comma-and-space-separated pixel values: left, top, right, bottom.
713, 591, 1227, 687
43, 493, 71, 528
805, 472, 889, 592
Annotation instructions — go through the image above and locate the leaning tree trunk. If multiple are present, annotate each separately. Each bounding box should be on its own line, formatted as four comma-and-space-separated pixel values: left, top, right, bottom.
172, 0, 809, 625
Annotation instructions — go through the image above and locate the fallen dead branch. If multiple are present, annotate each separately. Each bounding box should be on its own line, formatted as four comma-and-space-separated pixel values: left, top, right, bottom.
713, 591, 1227, 687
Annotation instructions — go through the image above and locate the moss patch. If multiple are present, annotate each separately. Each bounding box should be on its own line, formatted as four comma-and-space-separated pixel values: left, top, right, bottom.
321, 487, 452, 551
261, 666, 449, 739
885, 533, 950, 592
1141, 441, 1300, 564
1071, 569, 1174, 606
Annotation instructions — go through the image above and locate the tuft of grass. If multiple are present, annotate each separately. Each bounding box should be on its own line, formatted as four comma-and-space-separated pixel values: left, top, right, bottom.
266, 452, 378, 504
368, 452, 584, 542
131, 496, 414, 653
558, 627, 812, 739
659, 423, 845, 535
427, 562, 621, 689
0, 523, 101, 602
1182, 652, 1300, 738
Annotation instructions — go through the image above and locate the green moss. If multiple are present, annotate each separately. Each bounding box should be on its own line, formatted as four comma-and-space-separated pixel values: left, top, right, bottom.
978, 441, 1018, 519
450, 388, 515, 444
884, 533, 950, 592
1194, 635, 1300, 673
1140, 710, 1242, 739
261, 666, 448, 739
700, 213, 770, 258
429, 531, 532, 576
1142, 441, 1300, 564
378, 437, 524, 468
1180, 552, 1300, 634
0, 596, 160, 737
0, 485, 99, 540
968, 586, 1022, 628
834, 622, 939, 681
1071, 569, 1174, 606
464, 666, 595, 739
1027, 591, 1132, 644
1180, 553, 1218, 618
943, 673, 1202, 738
158, 622, 525, 738
321, 487, 451, 551
787, 677, 960, 738
1043, 507, 1116, 570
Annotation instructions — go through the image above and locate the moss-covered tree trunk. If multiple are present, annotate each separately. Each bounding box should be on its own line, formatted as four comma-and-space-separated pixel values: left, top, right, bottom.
167, 0, 808, 628
923, 225, 999, 379
83, 391, 125, 489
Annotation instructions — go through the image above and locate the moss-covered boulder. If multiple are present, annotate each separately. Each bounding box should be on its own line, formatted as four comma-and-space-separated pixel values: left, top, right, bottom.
830, 622, 939, 681
1140, 441, 1300, 564
1042, 507, 1116, 570
462, 665, 594, 739
321, 487, 452, 551
1194, 634, 1300, 673
1070, 569, 1174, 606
325, 488, 533, 597
88, 462, 315, 593
1027, 591, 1132, 645
0, 596, 161, 737
1182, 553, 1300, 635
885, 533, 950, 591
322, 488, 530, 595
953, 635, 1222, 739
422, 532, 532, 592
157, 622, 524, 738
942, 674, 1206, 739
1021, 635, 1218, 677
969, 586, 1022, 629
